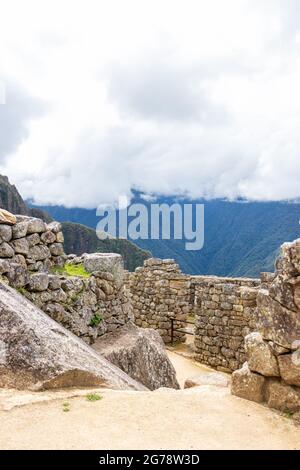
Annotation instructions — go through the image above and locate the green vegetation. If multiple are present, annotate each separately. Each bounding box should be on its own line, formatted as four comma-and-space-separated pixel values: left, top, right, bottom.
89, 313, 102, 327
61, 222, 151, 272
62, 402, 71, 412
51, 263, 90, 278
86, 393, 103, 402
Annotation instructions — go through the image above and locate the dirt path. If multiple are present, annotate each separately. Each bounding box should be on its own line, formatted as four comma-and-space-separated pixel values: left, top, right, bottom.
0, 384, 299, 450
0, 351, 299, 450
167, 350, 219, 388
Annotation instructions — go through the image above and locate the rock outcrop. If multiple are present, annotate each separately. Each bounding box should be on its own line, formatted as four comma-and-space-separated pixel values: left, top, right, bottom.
231, 239, 300, 416
92, 322, 179, 390
0, 282, 147, 391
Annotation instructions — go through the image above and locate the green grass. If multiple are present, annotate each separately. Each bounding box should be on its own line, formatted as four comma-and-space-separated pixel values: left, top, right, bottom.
51, 263, 90, 278
86, 393, 103, 402
89, 313, 102, 327
62, 401, 71, 412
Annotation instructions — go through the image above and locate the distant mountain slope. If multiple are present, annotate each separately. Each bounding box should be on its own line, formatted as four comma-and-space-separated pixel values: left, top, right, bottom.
33, 197, 300, 277
62, 222, 151, 271
0, 175, 151, 271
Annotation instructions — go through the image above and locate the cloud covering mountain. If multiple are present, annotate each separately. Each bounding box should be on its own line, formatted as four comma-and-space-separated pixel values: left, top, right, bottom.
1, 0, 300, 207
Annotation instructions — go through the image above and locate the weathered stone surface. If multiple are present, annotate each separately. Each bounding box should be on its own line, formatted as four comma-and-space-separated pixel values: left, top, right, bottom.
28, 245, 51, 261
84, 253, 123, 279
0, 259, 10, 274
0, 209, 16, 225
27, 218, 46, 234
12, 221, 28, 239
56, 231, 64, 243
41, 231, 56, 244
266, 379, 300, 412
0, 282, 147, 391
11, 238, 29, 256
184, 372, 230, 389
49, 243, 64, 256
48, 275, 62, 290
278, 354, 300, 387
92, 322, 179, 390
28, 273, 49, 292
245, 332, 279, 377
27, 233, 41, 247
256, 289, 300, 349
5, 264, 29, 288
0, 242, 14, 258
231, 362, 266, 403
0, 225, 12, 242
47, 221, 62, 233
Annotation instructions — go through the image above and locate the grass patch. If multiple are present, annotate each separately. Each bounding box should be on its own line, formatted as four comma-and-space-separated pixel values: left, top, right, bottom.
51, 263, 90, 278
86, 393, 103, 402
62, 401, 71, 412
89, 313, 102, 327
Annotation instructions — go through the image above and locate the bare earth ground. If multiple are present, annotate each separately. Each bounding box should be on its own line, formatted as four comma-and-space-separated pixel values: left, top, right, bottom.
0, 351, 299, 450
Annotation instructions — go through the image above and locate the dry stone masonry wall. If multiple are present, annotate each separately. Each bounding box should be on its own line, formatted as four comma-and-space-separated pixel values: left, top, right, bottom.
192, 276, 260, 372
0, 214, 133, 343
128, 259, 191, 343
231, 238, 300, 418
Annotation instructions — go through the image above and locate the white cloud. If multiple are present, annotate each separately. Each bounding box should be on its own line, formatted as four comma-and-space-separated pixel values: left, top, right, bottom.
0, 0, 300, 207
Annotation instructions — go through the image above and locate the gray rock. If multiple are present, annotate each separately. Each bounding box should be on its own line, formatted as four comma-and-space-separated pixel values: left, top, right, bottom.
28, 245, 51, 261
12, 254, 27, 268
184, 372, 230, 389
27, 218, 46, 234
0, 259, 10, 274
256, 289, 300, 349
49, 243, 64, 256
0, 282, 147, 391
48, 275, 62, 290
278, 354, 300, 387
5, 263, 29, 288
266, 379, 300, 412
47, 221, 62, 233
245, 332, 280, 377
0, 225, 12, 242
84, 253, 124, 287
27, 233, 41, 247
12, 221, 28, 239
0, 242, 14, 258
11, 238, 29, 256
92, 322, 179, 390
28, 273, 49, 292
56, 231, 64, 243
41, 231, 56, 244
0, 209, 16, 225
231, 362, 266, 403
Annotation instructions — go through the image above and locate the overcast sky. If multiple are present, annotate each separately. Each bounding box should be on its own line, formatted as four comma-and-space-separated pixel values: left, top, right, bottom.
0, 0, 300, 208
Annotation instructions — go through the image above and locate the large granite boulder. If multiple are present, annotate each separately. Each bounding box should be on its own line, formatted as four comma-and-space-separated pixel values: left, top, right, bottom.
256, 289, 300, 349
231, 362, 266, 403
245, 332, 280, 377
83, 253, 124, 286
266, 379, 300, 412
92, 322, 180, 390
0, 282, 147, 391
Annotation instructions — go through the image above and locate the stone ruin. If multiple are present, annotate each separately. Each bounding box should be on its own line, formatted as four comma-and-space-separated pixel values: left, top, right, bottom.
0, 209, 299, 418
231, 239, 300, 418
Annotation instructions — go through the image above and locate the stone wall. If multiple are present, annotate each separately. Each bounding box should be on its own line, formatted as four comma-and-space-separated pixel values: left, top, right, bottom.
0, 215, 66, 274
231, 239, 300, 419
0, 215, 133, 343
193, 276, 260, 372
128, 259, 191, 343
